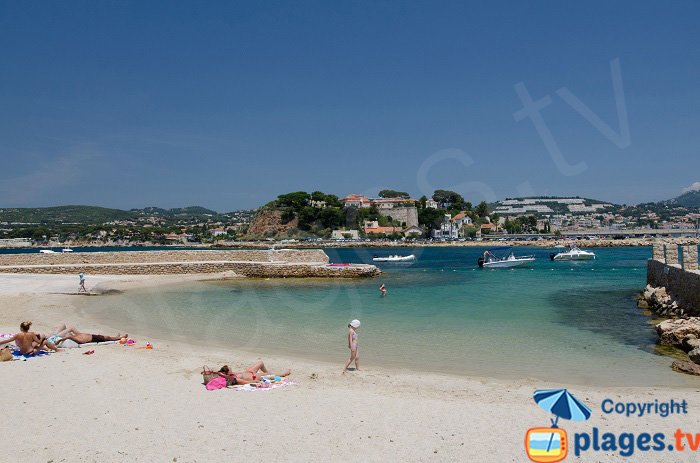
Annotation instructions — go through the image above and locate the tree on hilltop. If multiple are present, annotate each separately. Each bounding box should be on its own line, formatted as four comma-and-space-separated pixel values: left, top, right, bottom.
432, 190, 465, 210
276, 192, 310, 209
378, 189, 410, 199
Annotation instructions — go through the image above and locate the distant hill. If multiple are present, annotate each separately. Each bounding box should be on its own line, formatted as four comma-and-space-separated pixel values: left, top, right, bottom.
667, 190, 700, 209
0, 206, 137, 224
130, 206, 219, 219
0, 205, 225, 225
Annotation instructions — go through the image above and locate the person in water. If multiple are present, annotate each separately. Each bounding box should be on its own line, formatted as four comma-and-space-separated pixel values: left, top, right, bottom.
55, 328, 126, 346
216, 361, 291, 386
342, 319, 361, 373
379, 283, 387, 296
0, 321, 59, 355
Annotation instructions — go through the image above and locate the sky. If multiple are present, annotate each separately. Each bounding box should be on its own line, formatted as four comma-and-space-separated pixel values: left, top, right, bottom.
1, 1, 699, 211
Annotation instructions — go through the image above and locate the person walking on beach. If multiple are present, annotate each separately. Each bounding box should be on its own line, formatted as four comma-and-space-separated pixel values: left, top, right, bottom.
78, 273, 87, 293
342, 319, 360, 374
379, 283, 387, 297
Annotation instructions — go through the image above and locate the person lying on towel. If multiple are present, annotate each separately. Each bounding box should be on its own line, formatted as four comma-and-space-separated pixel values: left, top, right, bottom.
217, 361, 291, 386
55, 328, 126, 346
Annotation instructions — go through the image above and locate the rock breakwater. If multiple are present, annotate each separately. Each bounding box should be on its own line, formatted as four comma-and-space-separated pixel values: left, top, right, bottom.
0, 250, 380, 279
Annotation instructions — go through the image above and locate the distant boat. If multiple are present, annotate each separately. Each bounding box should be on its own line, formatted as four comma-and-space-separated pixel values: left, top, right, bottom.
62, 247, 74, 252
550, 246, 596, 261
372, 254, 416, 262
478, 247, 535, 268
39, 249, 57, 254
554, 244, 567, 249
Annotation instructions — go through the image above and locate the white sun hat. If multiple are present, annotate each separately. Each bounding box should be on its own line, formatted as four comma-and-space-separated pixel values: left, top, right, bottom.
350, 319, 361, 328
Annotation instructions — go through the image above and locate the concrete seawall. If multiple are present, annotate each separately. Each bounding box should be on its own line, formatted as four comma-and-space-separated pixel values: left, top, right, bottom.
647, 243, 700, 316
0, 250, 381, 278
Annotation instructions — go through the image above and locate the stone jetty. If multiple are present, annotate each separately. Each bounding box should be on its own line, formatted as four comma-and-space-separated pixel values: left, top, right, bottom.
0, 249, 380, 279
643, 242, 700, 374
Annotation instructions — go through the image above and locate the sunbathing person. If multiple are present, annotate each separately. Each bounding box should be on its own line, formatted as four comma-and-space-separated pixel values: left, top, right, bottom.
0, 321, 59, 355
55, 330, 126, 346
217, 360, 291, 386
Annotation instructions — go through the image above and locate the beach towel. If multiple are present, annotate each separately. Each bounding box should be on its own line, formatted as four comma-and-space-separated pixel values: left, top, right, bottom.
206, 376, 228, 390
59, 340, 119, 348
11, 348, 51, 361
230, 379, 296, 392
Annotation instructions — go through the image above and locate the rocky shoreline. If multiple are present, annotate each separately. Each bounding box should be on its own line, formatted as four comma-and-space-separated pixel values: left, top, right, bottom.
638, 285, 700, 375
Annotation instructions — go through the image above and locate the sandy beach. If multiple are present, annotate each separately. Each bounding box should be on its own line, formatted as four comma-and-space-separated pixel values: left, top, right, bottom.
2, 273, 700, 463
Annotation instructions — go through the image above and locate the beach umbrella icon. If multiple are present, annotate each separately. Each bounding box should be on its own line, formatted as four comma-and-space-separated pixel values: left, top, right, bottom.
533, 389, 591, 452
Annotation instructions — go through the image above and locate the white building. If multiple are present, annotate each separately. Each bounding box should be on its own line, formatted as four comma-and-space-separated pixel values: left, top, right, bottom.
331, 229, 359, 240
431, 214, 460, 239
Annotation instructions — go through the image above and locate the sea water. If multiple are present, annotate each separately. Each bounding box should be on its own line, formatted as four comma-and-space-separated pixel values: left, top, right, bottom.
76, 246, 699, 387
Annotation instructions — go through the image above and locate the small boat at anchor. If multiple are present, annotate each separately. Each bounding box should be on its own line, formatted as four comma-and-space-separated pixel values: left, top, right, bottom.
478, 247, 535, 268
550, 245, 596, 261
372, 254, 416, 263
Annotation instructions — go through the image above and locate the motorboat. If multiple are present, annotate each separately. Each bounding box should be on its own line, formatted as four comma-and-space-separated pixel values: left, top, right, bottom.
62, 247, 74, 252
550, 245, 596, 261
39, 249, 57, 254
372, 254, 416, 262
478, 247, 535, 268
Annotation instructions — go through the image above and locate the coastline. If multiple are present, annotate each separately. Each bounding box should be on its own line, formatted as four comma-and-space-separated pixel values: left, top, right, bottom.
3, 273, 700, 462
3, 236, 697, 252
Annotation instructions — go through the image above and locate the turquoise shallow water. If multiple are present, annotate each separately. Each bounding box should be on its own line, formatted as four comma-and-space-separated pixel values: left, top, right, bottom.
78, 246, 699, 387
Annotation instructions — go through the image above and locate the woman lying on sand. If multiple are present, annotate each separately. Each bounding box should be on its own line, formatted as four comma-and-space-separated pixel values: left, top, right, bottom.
217, 361, 291, 386
0, 321, 59, 355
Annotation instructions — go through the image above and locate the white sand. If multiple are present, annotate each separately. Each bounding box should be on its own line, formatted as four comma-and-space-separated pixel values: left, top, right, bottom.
1, 273, 699, 462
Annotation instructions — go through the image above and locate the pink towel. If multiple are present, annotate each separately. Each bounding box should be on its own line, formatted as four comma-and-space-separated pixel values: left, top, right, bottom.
205, 376, 227, 390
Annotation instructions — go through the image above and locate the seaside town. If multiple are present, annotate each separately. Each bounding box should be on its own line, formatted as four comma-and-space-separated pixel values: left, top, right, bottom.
1, 189, 699, 248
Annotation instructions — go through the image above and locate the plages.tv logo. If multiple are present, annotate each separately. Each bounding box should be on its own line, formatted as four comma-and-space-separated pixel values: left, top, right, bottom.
525, 389, 592, 463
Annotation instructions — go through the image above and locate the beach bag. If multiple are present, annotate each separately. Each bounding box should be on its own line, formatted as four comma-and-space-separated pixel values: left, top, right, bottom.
201, 366, 219, 384
0, 347, 13, 362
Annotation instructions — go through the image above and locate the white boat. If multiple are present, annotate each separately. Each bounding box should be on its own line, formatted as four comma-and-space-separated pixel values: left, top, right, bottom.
39, 249, 57, 254
478, 248, 535, 268
372, 254, 416, 262
62, 247, 74, 252
550, 246, 596, 261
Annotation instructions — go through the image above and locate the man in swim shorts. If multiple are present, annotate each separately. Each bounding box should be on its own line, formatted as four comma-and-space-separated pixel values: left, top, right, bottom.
55, 330, 126, 346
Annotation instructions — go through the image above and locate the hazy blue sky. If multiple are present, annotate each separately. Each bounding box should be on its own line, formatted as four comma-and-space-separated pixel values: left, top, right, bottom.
1, 1, 698, 211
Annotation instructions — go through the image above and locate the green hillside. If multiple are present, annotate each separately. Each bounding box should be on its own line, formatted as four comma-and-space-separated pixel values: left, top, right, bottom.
0, 205, 225, 225
0, 206, 137, 224
671, 190, 700, 208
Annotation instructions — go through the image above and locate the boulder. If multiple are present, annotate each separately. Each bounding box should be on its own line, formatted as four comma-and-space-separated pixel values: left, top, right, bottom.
656, 318, 700, 347
681, 335, 700, 353
637, 299, 650, 310
689, 348, 700, 365
643, 285, 655, 300
672, 360, 700, 376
